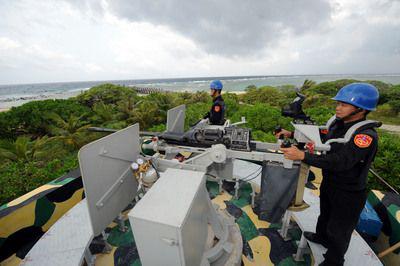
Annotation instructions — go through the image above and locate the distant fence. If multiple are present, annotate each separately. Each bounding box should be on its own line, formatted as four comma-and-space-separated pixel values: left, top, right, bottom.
131, 87, 171, 94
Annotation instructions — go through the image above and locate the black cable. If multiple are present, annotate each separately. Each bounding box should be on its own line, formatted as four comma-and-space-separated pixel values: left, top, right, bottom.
242, 171, 262, 182
242, 167, 262, 182
242, 169, 262, 180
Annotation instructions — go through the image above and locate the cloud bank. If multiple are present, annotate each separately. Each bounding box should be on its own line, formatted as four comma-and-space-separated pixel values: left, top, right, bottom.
0, 0, 399, 84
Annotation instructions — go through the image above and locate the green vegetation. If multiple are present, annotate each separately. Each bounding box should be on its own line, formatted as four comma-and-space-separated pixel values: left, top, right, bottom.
0, 79, 399, 205
370, 130, 400, 191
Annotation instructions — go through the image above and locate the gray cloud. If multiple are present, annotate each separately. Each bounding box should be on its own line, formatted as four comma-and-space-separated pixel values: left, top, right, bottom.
105, 0, 333, 56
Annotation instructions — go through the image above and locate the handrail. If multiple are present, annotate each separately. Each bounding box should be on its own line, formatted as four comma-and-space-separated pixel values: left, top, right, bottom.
369, 168, 399, 195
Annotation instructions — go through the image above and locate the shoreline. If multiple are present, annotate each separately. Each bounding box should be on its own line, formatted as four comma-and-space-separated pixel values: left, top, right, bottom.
0, 89, 247, 110
0, 90, 84, 110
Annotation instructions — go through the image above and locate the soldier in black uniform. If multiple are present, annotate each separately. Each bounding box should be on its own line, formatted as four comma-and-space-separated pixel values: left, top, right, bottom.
278, 83, 380, 266
204, 80, 225, 125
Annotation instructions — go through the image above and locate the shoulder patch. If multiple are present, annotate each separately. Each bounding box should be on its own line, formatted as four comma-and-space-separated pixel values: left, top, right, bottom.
320, 129, 329, 134
214, 105, 221, 112
354, 134, 373, 148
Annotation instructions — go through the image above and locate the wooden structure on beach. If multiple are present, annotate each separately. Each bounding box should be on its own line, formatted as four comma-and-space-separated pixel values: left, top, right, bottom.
131, 87, 169, 94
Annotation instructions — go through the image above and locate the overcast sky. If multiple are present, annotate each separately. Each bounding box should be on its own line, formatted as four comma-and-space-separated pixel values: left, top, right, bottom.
0, 0, 399, 84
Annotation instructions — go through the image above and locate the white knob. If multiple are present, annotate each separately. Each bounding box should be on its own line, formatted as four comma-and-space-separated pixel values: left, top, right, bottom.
131, 162, 139, 170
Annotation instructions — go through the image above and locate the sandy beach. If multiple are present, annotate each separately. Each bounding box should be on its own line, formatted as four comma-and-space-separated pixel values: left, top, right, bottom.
225, 91, 246, 95
0, 90, 84, 111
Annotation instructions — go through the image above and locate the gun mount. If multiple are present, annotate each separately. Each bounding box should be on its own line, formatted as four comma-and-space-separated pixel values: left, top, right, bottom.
282, 91, 314, 124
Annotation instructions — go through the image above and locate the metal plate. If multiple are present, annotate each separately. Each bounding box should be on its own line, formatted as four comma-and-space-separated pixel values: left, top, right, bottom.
23, 200, 92, 266
79, 124, 140, 236
167, 104, 185, 133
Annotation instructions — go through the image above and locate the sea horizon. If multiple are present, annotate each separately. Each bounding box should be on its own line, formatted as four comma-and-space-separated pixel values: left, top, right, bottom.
1, 73, 400, 109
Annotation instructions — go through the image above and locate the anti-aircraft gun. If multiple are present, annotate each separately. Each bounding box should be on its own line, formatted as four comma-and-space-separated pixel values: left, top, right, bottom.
157, 108, 252, 152
77, 103, 333, 266
79, 88, 384, 265
24, 91, 383, 266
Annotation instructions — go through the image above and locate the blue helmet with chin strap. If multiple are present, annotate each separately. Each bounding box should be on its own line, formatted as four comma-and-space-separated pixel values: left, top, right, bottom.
210, 80, 223, 91
332, 83, 379, 111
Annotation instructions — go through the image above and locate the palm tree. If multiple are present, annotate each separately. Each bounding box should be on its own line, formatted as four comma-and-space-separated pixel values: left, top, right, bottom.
46, 113, 91, 149
0, 136, 53, 162
92, 101, 114, 123
116, 97, 142, 120
300, 79, 316, 91
128, 100, 164, 130
147, 93, 174, 115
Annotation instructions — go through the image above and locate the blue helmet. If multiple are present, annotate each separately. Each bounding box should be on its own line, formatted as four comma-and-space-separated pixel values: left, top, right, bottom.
332, 83, 379, 111
210, 80, 223, 90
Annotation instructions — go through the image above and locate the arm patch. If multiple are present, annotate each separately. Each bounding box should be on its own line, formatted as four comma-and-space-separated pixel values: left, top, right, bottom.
320, 129, 329, 134
354, 134, 373, 148
214, 105, 221, 112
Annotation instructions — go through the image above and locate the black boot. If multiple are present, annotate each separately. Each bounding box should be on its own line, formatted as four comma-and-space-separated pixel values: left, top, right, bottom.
304, 231, 328, 248
319, 259, 343, 266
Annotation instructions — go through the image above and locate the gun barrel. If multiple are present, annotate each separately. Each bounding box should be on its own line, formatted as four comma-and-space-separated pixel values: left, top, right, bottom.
88, 127, 160, 136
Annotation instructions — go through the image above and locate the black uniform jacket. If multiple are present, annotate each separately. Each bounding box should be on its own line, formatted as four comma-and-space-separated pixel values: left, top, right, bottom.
204, 95, 225, 125
302, 118, 378, 191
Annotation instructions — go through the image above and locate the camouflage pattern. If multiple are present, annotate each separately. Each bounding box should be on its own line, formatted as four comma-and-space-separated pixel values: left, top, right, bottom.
0, 169, 84, 264
95, 220, 141, 266
0, 164, 388, 265
368, 190, 400, 254
94, 180, 313, 266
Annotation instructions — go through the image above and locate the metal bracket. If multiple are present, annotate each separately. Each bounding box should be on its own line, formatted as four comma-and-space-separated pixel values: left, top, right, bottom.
293, 233, 308, 261
95, 168, 131, 208
84, 247, 96, 266
98, 147, 133, 162
279, 211, 292, 240
116, 213, 127, 232
101, 231, 113, 253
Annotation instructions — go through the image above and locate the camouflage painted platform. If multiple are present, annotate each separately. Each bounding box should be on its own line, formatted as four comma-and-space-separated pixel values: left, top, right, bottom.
368, 189, 400, 266
368, 190, 400, 253
0, 169, 84, 265
94, 180, 313, 266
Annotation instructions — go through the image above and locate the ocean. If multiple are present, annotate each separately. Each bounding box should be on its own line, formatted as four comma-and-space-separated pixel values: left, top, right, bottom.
1, 74, 400, 109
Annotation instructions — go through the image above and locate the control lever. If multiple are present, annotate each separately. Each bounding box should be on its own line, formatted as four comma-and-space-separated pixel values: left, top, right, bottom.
281, 138, 292, 148
274, 125, 283, 137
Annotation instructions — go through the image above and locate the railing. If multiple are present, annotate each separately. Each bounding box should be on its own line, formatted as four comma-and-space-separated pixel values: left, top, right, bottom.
369, 168, 399, 194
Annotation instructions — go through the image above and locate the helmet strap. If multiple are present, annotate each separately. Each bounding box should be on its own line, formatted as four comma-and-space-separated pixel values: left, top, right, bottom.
337, 108, 363, 122
211, 89, 220, 98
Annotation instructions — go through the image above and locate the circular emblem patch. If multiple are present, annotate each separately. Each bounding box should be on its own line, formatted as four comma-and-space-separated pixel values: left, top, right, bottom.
354, 134, 372, 148
214, 105, 221, 112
